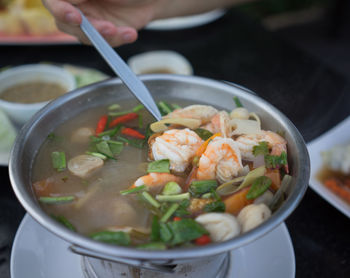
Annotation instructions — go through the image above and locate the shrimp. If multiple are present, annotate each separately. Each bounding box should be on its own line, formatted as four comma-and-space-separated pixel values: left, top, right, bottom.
201, 111, 231, 138
164, 105, 218, 125
151, 128, 203, 172
132, 173, 184, 192
235, 130, 287, 160
197, 137, 243, 183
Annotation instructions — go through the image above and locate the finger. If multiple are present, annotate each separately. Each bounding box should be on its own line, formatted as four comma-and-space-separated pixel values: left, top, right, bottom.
44, 0, 82, 25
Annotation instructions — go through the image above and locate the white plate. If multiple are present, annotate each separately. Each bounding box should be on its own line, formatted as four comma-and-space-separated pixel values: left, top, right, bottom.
307, 116, 350, 218
146, 10, 225, 31
11, 214, 295, 278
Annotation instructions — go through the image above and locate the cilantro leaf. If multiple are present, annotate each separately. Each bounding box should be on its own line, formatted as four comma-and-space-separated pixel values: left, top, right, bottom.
265, 152, 288, 169
253, 141, 269, 156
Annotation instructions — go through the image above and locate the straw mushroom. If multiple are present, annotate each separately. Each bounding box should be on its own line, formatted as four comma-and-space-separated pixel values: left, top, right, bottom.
237, 203, 271, 233
195, 213, 240, 242
68, 154, 103, 178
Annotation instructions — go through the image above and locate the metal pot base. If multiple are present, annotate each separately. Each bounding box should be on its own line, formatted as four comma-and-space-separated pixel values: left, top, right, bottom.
81, 252, 231, 278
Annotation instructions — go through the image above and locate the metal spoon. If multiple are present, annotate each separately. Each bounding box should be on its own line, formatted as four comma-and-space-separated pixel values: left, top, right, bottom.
78, 10, 162, 121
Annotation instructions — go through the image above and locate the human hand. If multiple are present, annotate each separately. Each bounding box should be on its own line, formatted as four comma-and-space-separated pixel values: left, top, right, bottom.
42, 0, 162, 47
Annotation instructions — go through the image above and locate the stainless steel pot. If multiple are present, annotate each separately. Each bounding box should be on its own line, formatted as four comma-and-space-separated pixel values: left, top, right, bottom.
9, 75, 309, 277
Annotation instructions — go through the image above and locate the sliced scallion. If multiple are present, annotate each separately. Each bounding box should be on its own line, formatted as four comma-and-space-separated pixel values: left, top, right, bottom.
158, 101, 173, 115
160, 203, 180, 223
137, 242, 167, 250
86, 151, 107, 160
156, 193, 190, 203
233, 96, 243, 107
39, 196, 75, 204
52, 215, 76, 231
141, 191, 160, 208
90, 231, 130, 246
246, 176, 272, 200
120, 185, 147, 195
51, 151, 66, 172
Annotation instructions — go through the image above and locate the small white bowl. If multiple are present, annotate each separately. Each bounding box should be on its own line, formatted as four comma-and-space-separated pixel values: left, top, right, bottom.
127, 51, 193, 75
0, 64, 76, 125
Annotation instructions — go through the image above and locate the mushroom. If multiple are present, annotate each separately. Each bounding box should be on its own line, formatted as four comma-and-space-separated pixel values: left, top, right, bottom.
71, 127, 95, 144
68, 154, 103, 178
237, 203, 271, 233
230, 107, 249, 120
195, 213, 240, 242
253, 190, 274, 206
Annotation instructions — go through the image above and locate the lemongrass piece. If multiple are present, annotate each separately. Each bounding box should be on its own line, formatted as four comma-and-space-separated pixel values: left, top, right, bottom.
268, 174, 292, 210
150, 118, 201, 133
231, 118, 261, 135
249, 112, 261, 126
237, 166, 266, 191
216, 176, 245, 196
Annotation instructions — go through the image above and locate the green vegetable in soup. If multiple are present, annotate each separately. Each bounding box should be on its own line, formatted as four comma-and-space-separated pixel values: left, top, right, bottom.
174, 199, 190, 217
246, 176, 272, 200
156, 193, 190, 203
265, 152, 288, 169
117, 136, 145, 149
162, 181, 182, 195
85, 151, 107, 160
141, 192, 161, 208
97, 125, 121, 137
52, 215, 76, 232
189, 180, 218, 197
120, 185, 147, 195
167, 219, 208, 245
203, 200, 226, 212
194, 128, 213, 141
160, 203, 180, 223
159, 223, 172, 242
147, 159, 170, 173
137, 242, 167, 250
233, 96, 243, 107
51, 151, 66, 172
150, 216, 160, 241
157, 101, 173, 115
90, 231, 130, 246
39, 196, 75, 204
253, 141, 269, 156
108, 104, 144, 117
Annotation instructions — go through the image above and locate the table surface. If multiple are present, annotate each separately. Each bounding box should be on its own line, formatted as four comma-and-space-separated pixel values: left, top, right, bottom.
0, 8, 349, 278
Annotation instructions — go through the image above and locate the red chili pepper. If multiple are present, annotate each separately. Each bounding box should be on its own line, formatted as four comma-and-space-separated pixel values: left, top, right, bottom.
195, 235, 211, 246
95, 115, 108, 135
121, 127, 145, 139
109, 113, 138, 128
173, 217, 182, 221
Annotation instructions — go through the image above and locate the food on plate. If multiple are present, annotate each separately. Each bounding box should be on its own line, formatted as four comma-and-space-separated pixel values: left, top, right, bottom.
318, 144, 350, 203
0, 0, 58, 36
32, 98, 292, 249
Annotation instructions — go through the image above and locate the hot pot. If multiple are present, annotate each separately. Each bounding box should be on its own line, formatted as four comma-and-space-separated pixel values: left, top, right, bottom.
9, 75, 309, 277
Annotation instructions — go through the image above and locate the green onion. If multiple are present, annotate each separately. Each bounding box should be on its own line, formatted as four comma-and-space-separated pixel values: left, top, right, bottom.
108, 104, 121, 110
138, 113, 144, 128
159, 223, 172, 242
156, 193, 190, 203
189, 180, 218, 197
203, 201, 226, 212
137, 242, 167, 250
194, 128, 213, 141
162, 181, 182, 195
117, 136, 145, 149
86, 151, 107, 160
90, 231, 130, 246
108, 104, 144, 117
158, 101, 173, 115
52, 215, 76, 232
150, 216, 160, 241
147, 159, 170, 173
97, 125, 122, 137
120, 185, 147, 195
246, 176, 272, 200
174, 199, 190, 217
233, 96, 243, 107
39, 196, 75, 204
51, 151, 66, 172
160, 203, 180, 223
142, 192, 160, 208
145, 124, 154, 140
